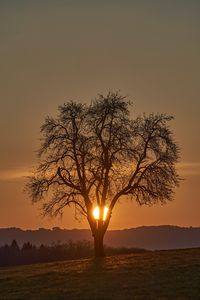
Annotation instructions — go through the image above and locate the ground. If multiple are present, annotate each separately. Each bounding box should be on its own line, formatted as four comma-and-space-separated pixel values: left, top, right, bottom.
0, 248, 200, 300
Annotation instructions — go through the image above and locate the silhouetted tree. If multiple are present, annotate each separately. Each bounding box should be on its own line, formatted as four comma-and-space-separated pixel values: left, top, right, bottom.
11, 239, 20, 250
0, 244, 10, 266
21, 242, 37, 264
9, 240, 20, 265
26, 92, 180, 257
22, 242, 35, 251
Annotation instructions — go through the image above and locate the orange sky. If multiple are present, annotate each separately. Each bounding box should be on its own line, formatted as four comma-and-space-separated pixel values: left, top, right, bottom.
0, 1, 199, 229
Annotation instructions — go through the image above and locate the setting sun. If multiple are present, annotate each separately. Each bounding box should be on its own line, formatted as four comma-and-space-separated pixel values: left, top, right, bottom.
93, 207, 100, 220
93, 206, 109, 221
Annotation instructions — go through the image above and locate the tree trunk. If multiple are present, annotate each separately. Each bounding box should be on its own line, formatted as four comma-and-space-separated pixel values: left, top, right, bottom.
88, 213, 110, 258
94, 232, 105, 257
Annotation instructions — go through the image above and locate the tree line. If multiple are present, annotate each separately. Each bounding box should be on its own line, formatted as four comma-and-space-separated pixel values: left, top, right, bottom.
0, 239, 93, 267
0, 239, 146, 267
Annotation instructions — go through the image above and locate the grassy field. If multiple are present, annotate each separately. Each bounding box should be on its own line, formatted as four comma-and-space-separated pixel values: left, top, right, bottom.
0, 248, 200, 300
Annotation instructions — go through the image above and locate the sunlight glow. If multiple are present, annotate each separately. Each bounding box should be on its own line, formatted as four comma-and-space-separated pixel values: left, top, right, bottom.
93, 206, 100, 220
103, 206, 109, 221
93, 206, 109, 221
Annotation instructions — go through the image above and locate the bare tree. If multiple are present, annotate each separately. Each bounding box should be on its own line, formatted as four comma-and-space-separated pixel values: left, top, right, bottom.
26, 92, 180, 257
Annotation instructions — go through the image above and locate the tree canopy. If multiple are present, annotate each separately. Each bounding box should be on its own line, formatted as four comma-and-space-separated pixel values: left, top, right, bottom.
26, 92, 180, 256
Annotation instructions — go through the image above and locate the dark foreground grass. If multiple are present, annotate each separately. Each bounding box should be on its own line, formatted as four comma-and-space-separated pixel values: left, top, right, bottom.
0, 248, 200, 300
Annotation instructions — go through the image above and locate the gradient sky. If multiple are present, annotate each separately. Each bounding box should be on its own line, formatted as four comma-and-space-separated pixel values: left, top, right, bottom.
0, 0, 199, 229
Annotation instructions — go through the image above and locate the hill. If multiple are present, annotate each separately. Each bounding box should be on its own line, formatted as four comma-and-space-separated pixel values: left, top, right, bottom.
1, 225, 200, 250
0, 248, 200, 299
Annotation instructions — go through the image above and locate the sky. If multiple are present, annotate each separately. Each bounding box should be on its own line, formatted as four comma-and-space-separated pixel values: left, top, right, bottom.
0, 0, 200, 230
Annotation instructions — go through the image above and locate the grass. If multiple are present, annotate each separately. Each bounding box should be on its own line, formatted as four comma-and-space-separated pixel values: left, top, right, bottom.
0, 248, 200, 300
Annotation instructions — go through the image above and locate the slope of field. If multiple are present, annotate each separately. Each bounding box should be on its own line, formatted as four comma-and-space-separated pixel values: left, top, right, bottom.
0, 248, 200, 300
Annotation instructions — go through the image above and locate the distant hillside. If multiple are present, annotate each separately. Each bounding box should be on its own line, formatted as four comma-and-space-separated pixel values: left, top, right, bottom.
0, 225, 200, 250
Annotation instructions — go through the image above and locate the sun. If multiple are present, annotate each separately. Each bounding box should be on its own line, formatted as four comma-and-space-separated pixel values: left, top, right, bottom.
93, 206, 109, 221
